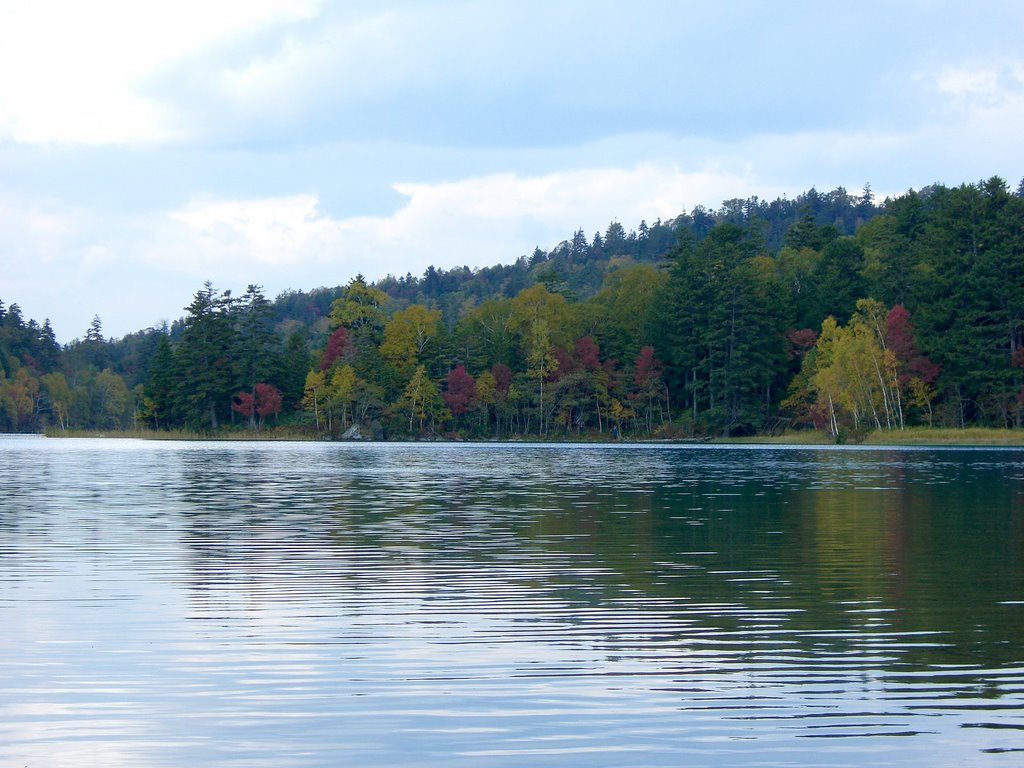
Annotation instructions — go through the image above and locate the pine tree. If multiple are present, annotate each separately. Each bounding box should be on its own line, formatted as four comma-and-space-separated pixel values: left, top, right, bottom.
176, 283, 237, 430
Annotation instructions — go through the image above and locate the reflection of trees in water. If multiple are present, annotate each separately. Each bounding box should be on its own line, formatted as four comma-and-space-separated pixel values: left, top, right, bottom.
169, 444, 1024, 682
0, 449, 52, 533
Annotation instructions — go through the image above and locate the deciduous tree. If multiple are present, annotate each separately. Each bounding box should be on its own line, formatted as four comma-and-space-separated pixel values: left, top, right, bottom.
380, 304, 442, 371
443, 364, 477, 418
302, 369, 326, 431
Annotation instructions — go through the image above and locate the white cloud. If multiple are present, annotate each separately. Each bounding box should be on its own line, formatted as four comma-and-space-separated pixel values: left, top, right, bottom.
3, 161, 775, 337
5, 1, 1022, 153
215, 11, 407, 111
167, 194, 337, 269
157, 163, 777, 282
0, 199, 77, 262
2, 0, 1022, 348
0, 0, 320, 144
3, 109, 1020, 341
386, 164, 770, 247
922, 59, 1024, 117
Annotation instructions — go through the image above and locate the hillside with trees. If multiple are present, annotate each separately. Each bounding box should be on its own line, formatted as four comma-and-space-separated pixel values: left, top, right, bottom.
3, 177, 1023, 440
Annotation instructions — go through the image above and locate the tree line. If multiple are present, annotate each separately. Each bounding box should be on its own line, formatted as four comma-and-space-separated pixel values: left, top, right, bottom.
2, 177, 1022, 439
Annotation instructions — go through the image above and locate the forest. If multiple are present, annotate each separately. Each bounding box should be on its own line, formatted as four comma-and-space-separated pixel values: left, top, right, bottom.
2, 176, 1023, 441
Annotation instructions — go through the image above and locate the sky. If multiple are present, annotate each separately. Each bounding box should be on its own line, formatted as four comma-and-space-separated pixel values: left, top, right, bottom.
1, 0, 1022, 342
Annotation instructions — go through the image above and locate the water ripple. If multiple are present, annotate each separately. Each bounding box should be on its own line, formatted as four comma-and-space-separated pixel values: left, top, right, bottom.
1, 438, 1023, 766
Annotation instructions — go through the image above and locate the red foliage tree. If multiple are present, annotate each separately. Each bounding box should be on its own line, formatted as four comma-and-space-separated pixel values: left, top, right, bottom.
575, 336, 601, 371
885, 305, 916, 364
552, 347, 574, 380
632, 346, 667, 433
492, 363, 512, 398
885, 304, 939, 384
551, 336, 601, 381
232, 383, 283, 428
784, 327, 818, 362
633, 346, 659, 389
320, 327, 350, 371
231, 391, 255, 419
443, 365, 477, 416
255, 383, 283, 423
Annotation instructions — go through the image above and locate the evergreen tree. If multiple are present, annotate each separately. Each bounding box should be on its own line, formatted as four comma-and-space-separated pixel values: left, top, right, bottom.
175, 283, 237, 430
281, 331, 311, 411
808, 237, 867, 325
234, 284, 278, 428
914, 179, 1024, 425
143, 334, 176, 429
655, 224, 785, 434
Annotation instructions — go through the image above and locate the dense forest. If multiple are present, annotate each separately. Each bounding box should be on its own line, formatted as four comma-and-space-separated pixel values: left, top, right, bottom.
3, 177, 1023, 440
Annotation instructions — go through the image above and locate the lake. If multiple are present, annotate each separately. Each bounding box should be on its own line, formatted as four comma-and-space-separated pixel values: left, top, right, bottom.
1, 436, 1023, 767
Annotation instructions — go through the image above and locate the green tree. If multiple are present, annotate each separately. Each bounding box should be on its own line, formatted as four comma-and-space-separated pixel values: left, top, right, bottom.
40, 372, 72, 430
913, 180, 1024, 425
280, 331, 311, 412
326, 276, 390, 407
234, 284, 279, 427
79, 314, 110, 370
455, 298, 519, 372
775, 245, 821, 329
782, 211, 838, 251
654, 224, 786, 434
0, 367, 39, 432
143, 334, 176, 429
329, 275, 388, 339
587, 263, 667, 364
91, 369, 133, 430
176, 283, 238, 430
808, 237, 866, 325
859, 190, 925, 307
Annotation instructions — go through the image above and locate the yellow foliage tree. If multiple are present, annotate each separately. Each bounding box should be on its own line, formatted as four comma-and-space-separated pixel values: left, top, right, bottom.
328, 364, 358, 428
475, 369, 497, 434
399, 365, 448, 433
808, 299, 908, 437
328, 275, 388, 331
302, 370, 326, 431
509, 284, 577, 350
380, 304, 442, 370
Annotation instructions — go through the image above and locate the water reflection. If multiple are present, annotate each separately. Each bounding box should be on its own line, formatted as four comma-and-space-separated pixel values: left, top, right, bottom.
1, 437, 1023, 766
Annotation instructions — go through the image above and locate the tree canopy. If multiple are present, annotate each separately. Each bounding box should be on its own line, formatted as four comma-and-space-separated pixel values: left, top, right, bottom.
5, 177, 1024, 439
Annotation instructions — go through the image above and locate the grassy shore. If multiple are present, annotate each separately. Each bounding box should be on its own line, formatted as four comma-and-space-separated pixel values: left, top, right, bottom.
720, 430, 835, 445
716, 427, 1024, 446
42, 425, 1024, 446
859, 426, 1024, 446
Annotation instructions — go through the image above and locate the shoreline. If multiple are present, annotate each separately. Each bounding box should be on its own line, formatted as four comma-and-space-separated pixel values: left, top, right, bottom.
31, 426, 1024, 447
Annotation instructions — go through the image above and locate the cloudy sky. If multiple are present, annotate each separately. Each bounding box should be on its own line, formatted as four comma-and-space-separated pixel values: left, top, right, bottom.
2, 0, 1022, 341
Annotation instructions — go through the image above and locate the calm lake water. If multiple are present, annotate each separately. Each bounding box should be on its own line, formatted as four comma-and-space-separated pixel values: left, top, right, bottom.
1, 436, 1023, 767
